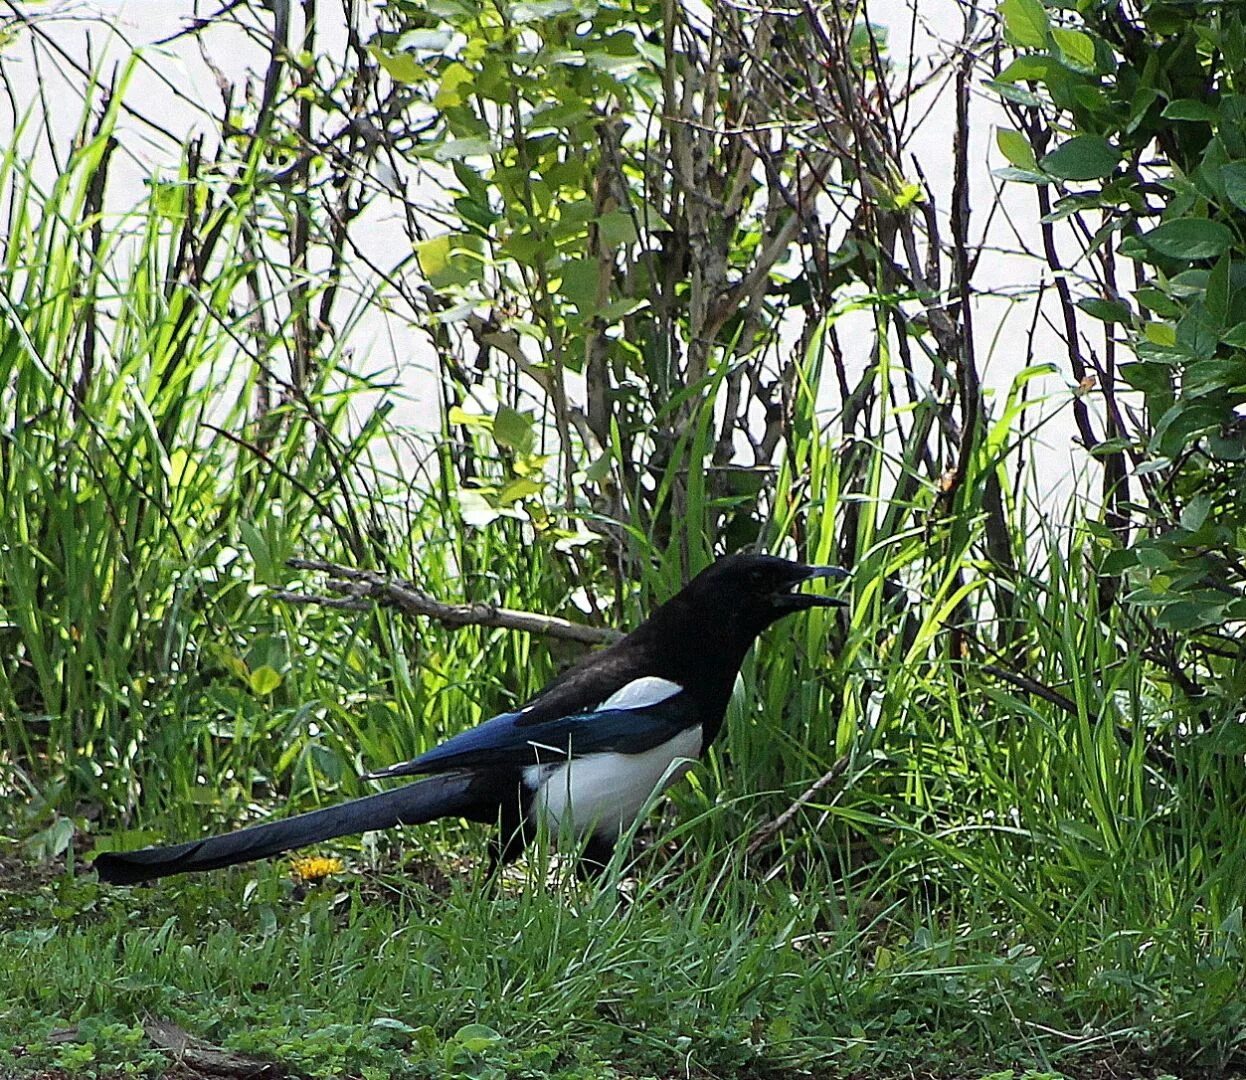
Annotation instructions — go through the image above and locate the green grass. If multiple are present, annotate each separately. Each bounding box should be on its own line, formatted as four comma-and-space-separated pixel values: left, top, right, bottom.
0, 825, 1235, 1080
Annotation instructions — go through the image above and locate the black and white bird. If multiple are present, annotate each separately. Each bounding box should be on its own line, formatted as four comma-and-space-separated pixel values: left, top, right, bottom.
94, 554, 848, 885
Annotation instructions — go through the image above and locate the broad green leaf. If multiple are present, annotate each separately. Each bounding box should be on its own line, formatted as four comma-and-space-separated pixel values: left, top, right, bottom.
1052, 28, 1095, 71
997, 55, 1054, 82
1040, 136, 1119, 180
415, 232, 484, 288
1078, 297, 1131, 323
1143, 321, 1176, 345
434, 62, 474, 107
1139, 219, 1234, 260
493, 405, 535, 455
1153, 401, 1225, 456
1205, 254, 1231, 324
993, 165, 1050, 184
1220, 162, 1246, 210
996, 128, 1038, 170
1134, 286, 1181, 317
512, 0, 580, 21
498, 477, 544, 504
370, 46, 424, 84
1125, 87, 1161, 133
583, 454, 612, 483
1155, 600, 1223, 631
596, 209, 640, 247
455, 1025, 503, 1053
998, 0, 1049, 48
1180, 492, 1213, 532
397, 29, 454, 51
849, 21, 888, 62
1161, 99, 1219, 122
249, 665, 282, 696
455, 194, 499, 230
986, 78, 1043, 106
432, 137, 493, 163
557, 258, 600, 314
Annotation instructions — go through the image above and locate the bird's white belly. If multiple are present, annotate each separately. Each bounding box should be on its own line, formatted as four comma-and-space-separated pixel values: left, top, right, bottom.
525, 726, 703, 839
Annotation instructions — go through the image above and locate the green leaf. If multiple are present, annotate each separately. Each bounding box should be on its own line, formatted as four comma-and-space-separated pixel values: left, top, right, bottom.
249, 665, 282, 696
993, 166, 1050, 184
498, 477, 544, 504
493, 405, 535, 455
1078, 297, 1131, 323
434, 62, 474, 107
454, 195, 499, 231
1040, 136, 1119, 180
455, 1024, 503, 1053
432, 137, 493, 163
415, 233, 484, 288
1220, 162, 1246, 211
1161, 99, 1219, 122
1154, 600, 1224, 632
1051, 28, 1095, 71
370, 46, 424, 84
583, 453, 612, 483
1139, 219, 1234, 260
1101, 548, 1140, 574
238, 519, 277, 584
512, 0, 580, 21
396, 29, 454, 51
1180, 492, 1213, 532
1135, 286, 1181, 317
1205, 254, 1231, 324
596, 209, 640, 247
849, 21, 888, 63
1153, 401, 1225, 456
557, 258, 600, 314
998, 0, 1049, 47
448, 405, 491, 429
997, 55, 1054, 82
996, 128, 1037, 170
986, 78, 1044, 106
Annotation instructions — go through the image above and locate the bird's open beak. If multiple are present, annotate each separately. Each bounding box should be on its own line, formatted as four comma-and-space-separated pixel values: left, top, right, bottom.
776, 564, 850, 610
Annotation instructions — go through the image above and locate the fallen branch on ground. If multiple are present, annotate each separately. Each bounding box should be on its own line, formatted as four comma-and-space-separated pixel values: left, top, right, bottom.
746, 754, 852, 857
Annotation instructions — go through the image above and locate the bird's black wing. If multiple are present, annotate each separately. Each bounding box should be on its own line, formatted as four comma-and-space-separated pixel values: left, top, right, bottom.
364, 692, 699, 781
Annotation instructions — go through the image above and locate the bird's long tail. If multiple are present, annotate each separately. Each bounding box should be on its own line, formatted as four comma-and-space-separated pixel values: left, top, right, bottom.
93, 774, 477, 885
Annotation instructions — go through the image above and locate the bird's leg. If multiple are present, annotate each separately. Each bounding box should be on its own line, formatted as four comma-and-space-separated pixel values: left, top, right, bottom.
575, 832, 619, 881
488, 793, 531, 875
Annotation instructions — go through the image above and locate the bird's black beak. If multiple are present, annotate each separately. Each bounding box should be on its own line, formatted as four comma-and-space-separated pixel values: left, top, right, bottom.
774, 564, 850, 611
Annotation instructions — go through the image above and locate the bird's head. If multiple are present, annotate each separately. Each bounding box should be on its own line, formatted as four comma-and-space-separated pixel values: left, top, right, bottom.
655, 553, 850, 647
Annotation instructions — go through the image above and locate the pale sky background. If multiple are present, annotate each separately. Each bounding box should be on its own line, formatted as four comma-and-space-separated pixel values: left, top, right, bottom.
2, 0, 1102, 508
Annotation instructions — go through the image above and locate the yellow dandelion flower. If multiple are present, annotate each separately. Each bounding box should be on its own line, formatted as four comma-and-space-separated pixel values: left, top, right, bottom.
290, 855, 345, 882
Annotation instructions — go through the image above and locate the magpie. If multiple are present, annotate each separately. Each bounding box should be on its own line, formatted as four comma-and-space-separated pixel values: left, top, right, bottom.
93, 554, 847, 885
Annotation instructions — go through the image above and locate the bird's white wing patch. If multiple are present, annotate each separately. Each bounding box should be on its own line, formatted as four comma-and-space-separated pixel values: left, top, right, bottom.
596, 675, 682, 711
528, 725, 702, 841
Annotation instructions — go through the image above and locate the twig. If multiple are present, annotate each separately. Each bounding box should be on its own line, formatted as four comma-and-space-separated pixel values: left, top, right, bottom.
746, 754, 851, 856
277, 559, 620, 646
144, 1018, 287, 1078
980, 663, 1078, 716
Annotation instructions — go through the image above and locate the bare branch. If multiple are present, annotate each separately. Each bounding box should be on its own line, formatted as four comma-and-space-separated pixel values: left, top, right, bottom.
278, 559, 620, 646
746, 754, 851, 857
